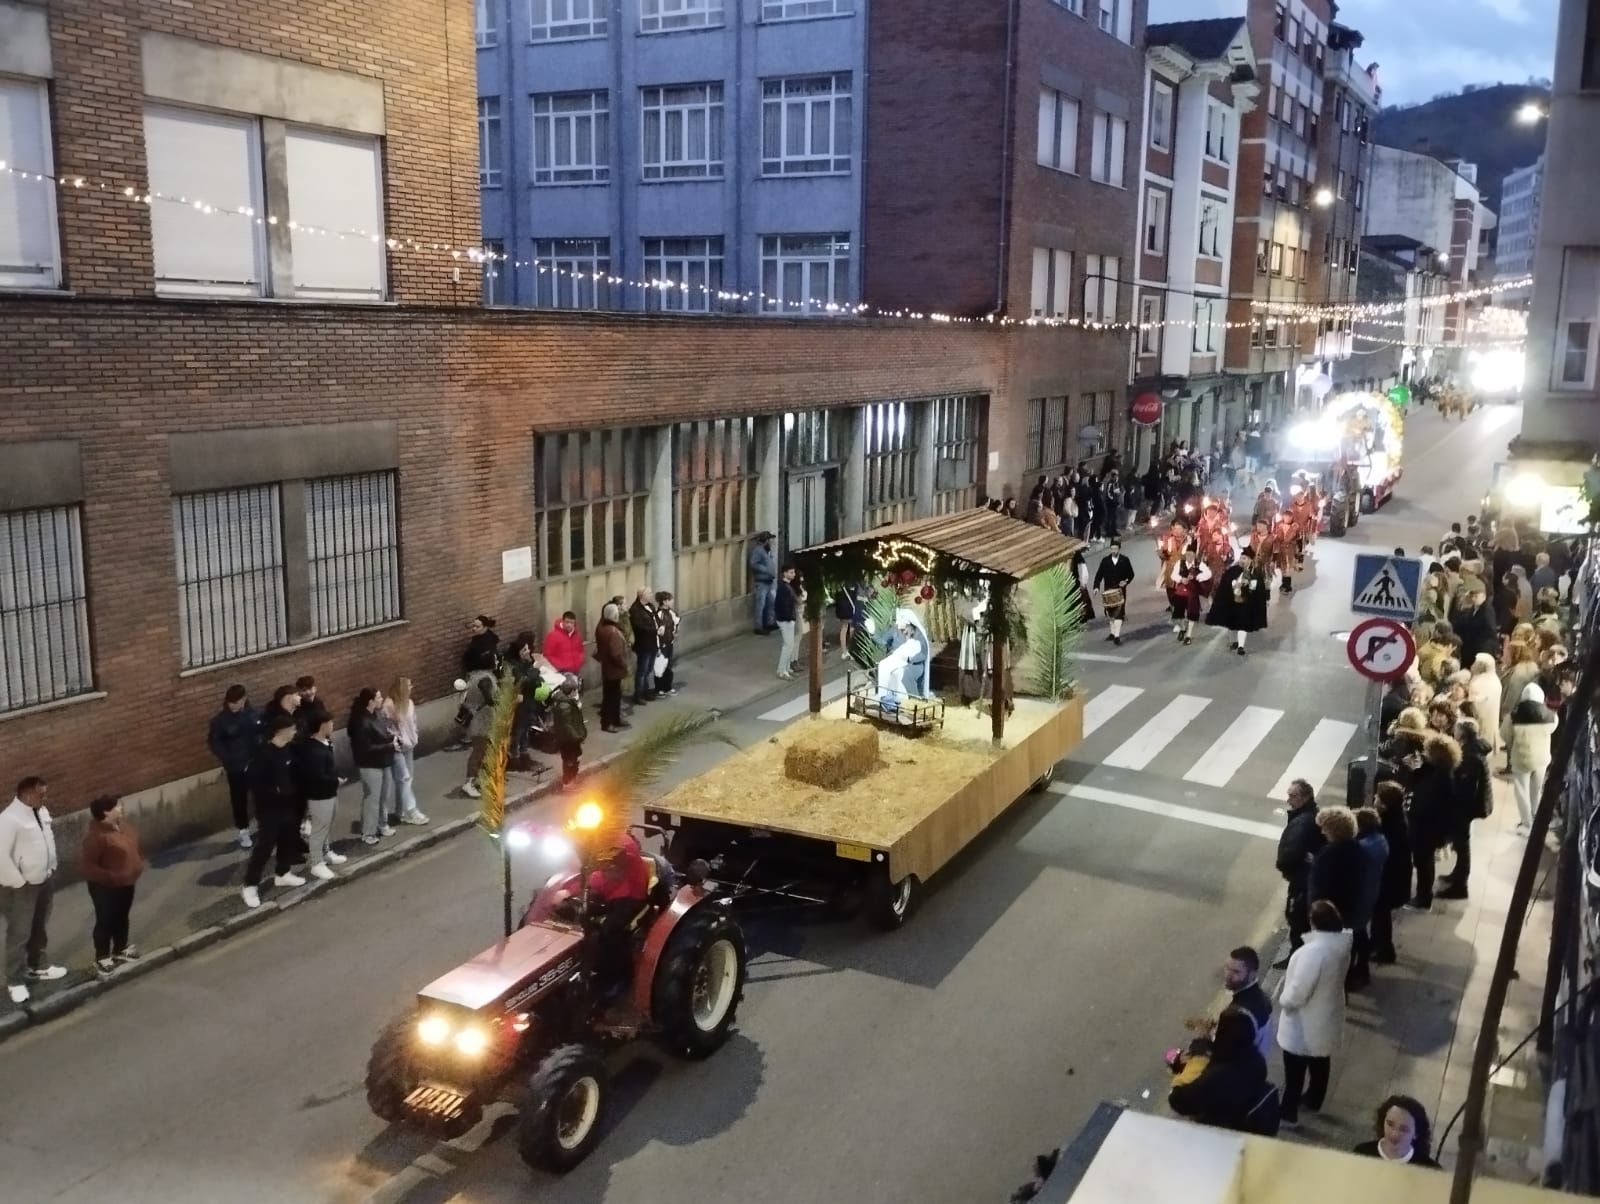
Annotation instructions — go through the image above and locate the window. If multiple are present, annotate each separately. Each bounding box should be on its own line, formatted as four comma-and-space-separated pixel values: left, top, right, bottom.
482, 238, 505, 304
1083, 254, 1118, 323
535, 430, 653, 579
1269, 242, 1283, 275
1037, 87, 1080, 173
1025, 397, 1069, 472
1256, 239, 1269, 275
1204, 103, 1229, 162
1192, 300, 1217, 354
1030, 247, 1071, 318
1283, 247, 1296, 279
144, 106, 266, 297
641, 0, 724, 33
1555, 248, 1600, 389
644, 236, 724, 312
173, 486, 288, 669
1090, 111, 1126, 186
284, 129, 386, 301
762, 0, 853, 18
533, 237, 611, 309
1274, 4, 1286, 39
478, 98, 503, 187
864, 401, 919, 524
1584, 0, 1600, 90
1198, 200, 1222, 257
532, 91, 610, 184
1336, 169, 1346, 200
641, 84, 724, 180
1138, 294, 1161, 354
674, 419, 758, 552
1144, 188, 1168, 255
1096, 0, 1132, 40
306, 473, 401, 640
1353, 178, 1365, 210
1052, 0, 1086, 13
1292, 102, 1305, 137
761, 233, 850, 314
761, 75, 852, 175
475, 0, 498, 46
932, 396, 980, 504
1097, 0, 1114, 31
0, 78, 60, 290
0, 506, 93, 713
530, 0, 607, 40
1149, 81, 1173, 151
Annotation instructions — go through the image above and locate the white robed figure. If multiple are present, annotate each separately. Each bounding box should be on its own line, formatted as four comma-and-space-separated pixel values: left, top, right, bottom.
875, 607, 932, 701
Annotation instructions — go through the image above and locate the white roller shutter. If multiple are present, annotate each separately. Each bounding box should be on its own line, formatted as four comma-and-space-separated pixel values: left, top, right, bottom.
285, 127, 386, 300
144, 106, 265, 296
0, 78, 60, 289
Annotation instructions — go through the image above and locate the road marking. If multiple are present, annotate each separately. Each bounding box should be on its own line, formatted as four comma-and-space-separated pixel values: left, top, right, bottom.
758, 675, 848, 721
1102, 694, 1210, 770
1183, 705, 1284, 787
1051, 782, 1281, 841
1075, 651, 1135, 664
1083, 684, 1144, 735
1267, 717, 1360, 800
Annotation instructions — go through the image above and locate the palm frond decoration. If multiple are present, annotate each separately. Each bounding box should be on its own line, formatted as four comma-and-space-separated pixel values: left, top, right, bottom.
849, 585, 900, 669
1016, 564, 1085, 700
474, 669, 520, 837
582, 710, 734, 848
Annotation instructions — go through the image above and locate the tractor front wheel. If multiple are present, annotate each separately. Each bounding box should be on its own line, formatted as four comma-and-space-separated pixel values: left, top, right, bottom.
365, 1013, 419, 1124
651, 906, 747, 1060
518, 1044, 609, 1173
864, 867, 920, 931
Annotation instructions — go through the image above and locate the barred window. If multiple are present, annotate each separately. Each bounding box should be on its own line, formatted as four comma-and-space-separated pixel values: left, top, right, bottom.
932, 396, 979, 495
0, 506, 93, 713
864, 400, 918, 521
306, 472, 401, 639
535, 430, 653, 579
673, 419, 758, 549
1025, 397, 1070, 473
783, 408, 846, 470
172, 485, 289, 670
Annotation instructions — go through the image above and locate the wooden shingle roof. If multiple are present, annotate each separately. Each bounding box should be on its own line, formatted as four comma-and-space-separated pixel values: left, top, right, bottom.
795, 510, 1085, 582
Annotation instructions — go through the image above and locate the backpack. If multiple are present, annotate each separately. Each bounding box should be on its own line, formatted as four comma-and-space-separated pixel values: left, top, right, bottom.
1244, 1083, 1281, 1136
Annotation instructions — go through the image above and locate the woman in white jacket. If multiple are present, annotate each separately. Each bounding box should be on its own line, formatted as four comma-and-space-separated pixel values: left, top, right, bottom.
1466, 653, 1503, 756
1277, 899, 1353, 1126
1504, 681, 1558, 834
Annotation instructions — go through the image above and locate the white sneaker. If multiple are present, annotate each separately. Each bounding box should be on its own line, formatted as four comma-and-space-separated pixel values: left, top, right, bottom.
241, 886, 261, 909
274, 871, 307, 887
325, 850, 349, 865
25, 965, 66, 982
309, 862, 336, 881
378, 824, 396, 837
361, 835, 380, 846
7, 983, 28, 1004
400, 811, 430, 825
461, 780, 481, 799
237, 828, 253, 849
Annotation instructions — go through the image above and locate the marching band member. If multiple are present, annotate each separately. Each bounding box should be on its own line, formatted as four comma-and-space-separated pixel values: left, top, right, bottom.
1170, 546, 1213, 646
1093, 538, 1135, 646
1197, 499, 1235, 578
1207, 546, 1271, 655
1252, 480, 1281, 527
1157, 516, 1192, 592
1272, 507, 1301, 595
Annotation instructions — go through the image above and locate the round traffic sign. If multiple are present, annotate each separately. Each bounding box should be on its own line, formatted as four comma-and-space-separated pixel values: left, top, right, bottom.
1346, 617, 1416, 682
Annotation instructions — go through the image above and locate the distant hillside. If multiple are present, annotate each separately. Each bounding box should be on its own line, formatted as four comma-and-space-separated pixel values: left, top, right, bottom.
1373, 83, 1550, 214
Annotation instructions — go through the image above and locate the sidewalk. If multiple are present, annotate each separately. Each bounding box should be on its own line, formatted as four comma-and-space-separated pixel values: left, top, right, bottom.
0, 626, 837, 1037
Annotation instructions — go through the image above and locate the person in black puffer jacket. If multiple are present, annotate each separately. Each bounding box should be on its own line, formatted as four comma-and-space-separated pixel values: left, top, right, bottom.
348, 688, 398, 846
1406, 734, 1461, 911
1371, 782, 1412, 963
1169, 1007, 1275, 1134
1440, 718, 1494, 899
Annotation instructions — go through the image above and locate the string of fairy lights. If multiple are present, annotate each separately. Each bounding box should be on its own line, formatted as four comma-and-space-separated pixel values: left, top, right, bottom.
0, 158, 1537, 336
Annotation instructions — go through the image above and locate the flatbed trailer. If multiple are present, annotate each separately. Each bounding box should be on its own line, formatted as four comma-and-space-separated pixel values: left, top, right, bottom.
645, 694, 1085, 929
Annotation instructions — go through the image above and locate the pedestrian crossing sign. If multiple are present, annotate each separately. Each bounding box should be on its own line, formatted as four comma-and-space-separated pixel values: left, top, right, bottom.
1350, 554, 1422, 619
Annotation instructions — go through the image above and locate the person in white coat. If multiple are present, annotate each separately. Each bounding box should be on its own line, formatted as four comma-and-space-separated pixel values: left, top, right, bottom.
0, 776, 68, 1003
1466, 653, 1503, 758
1276, 899, 1353, 1126
1504, 681, 1558, 834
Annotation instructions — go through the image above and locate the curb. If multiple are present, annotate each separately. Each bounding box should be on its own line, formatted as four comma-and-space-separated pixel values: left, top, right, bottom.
0, 710, 720, 1045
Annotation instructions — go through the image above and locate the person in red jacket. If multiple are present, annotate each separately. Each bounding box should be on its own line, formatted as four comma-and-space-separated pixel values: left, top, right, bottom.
589, 834, 650, 995
542, 611, 586, 677
80, 795, 146, 976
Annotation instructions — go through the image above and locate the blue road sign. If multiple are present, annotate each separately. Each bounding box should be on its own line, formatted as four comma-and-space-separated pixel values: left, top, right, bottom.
1351, 554, 1423, 620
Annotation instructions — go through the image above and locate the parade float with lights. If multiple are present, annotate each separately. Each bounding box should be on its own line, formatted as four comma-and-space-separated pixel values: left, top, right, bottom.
1275, 388, 1406, 535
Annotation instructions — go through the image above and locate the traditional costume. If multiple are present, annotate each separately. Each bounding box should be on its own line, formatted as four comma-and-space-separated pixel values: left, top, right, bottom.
1169, 554, 1213, 645
1271, 510, 1301, 594
1206, 546, 1270, 654
1252, 483, 1281, 527
1290, 476, 1320, 550
1196, 501, 1235, 577
1156, 520, 1191, 590
876, 608, 932, 702
1093, 544, 1136, 645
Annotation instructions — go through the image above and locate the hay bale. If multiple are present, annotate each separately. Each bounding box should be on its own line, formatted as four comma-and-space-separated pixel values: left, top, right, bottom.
784, 720, 879, 789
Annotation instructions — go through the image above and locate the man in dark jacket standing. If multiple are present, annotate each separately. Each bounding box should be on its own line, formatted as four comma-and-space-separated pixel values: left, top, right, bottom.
208, 684, 260, 850
1453, 586, 1499, 667
1275, 779, 1324, 963
628, 588, 659, 706
297, 711, 344, 881
242, 715, 306, 909
595, 603, 632, 733
1439, 719, 1493, 899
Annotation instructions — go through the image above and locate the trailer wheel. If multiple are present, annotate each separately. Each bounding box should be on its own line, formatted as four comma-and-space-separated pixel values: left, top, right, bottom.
1030, 764, 1057, 792
1360, 488, 1376, 514
652, 907, 747, 1059
365, 1013, 419, 1124
864, 868, 920, 931
518, 1044, 609, 1173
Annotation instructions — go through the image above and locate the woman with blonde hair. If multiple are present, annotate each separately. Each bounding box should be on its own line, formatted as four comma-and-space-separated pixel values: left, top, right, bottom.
384, 677, 428, 826
1467, 653, 1503, 756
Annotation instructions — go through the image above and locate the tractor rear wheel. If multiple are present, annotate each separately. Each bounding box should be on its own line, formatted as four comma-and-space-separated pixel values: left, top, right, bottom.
365, 1013, 419, 1124
651, 907, 747, 1060
864, 867, 920, 931
518, 1044, 609, 1173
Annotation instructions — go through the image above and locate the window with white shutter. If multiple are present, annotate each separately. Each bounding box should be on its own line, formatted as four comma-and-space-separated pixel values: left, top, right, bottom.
0, 78, 60, 290
144, 106, 267, 297
283, 128, 386, 301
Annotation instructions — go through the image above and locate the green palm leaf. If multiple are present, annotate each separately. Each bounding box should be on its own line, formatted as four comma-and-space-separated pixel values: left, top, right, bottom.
849, 585, 900, 669
474, 669, 520, 836
1016, 564, 1085, 699
582, 711, 734, 845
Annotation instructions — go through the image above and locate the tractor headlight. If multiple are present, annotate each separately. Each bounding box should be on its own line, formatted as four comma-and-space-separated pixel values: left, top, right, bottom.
417, 1014, 452, 1046
454, 1026, 490, 1057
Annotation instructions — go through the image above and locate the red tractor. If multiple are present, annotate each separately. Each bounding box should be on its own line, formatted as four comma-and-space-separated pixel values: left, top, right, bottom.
364, 803, 748, 1172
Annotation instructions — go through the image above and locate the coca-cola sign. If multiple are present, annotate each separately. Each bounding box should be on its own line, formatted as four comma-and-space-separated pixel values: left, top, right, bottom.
1130, 393, 1162, 425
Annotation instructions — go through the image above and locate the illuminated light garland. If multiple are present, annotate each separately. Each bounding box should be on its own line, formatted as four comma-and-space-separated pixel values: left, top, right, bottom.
872, 539, 938, 576
1352, 332, 1523, 351
1252, 276, 1533, 320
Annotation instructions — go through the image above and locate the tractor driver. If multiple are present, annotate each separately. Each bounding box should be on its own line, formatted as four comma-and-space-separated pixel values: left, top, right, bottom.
588, 834, 651, 997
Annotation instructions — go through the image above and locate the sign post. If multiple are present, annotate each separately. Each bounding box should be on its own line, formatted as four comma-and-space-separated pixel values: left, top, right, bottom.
1346, 617, 1418, 806
1350, 554, 1423, 621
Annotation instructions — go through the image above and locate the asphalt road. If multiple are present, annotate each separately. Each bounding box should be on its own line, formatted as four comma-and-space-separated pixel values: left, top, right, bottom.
0, 402, 1517, 1204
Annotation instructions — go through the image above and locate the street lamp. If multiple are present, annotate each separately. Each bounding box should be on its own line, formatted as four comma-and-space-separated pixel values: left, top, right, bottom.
1313, 187, 1335, 207
1516, 101, 1547, 125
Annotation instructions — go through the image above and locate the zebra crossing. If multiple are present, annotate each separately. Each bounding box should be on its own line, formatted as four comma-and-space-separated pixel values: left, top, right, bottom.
1074, 685, 1360, 801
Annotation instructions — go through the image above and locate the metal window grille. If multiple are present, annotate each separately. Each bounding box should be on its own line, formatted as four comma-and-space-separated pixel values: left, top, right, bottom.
673, 418, 758, 550
0, 506, 93, 713
306, 472, 401, 639
535, 430, 653, 580
864, 400, 918, 521
172, 486, 288, 669
782, 408, 845, 470
933, 396, 979, 496
1025, 397, 1069, 473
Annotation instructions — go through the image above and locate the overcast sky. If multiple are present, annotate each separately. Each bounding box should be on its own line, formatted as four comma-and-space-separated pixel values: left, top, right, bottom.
1147, 0, 1559, 107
